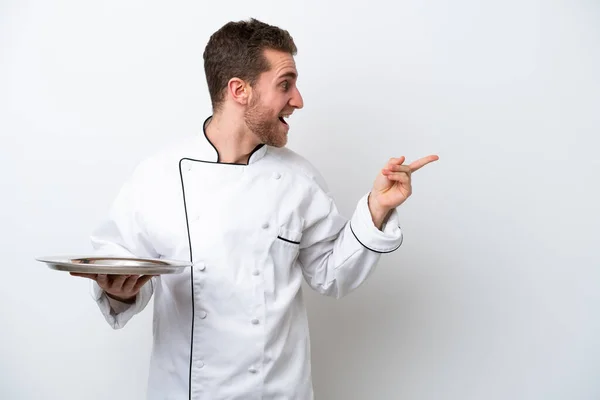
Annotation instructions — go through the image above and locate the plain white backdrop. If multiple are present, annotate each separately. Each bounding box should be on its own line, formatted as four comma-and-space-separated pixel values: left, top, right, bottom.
1, 1, 599, 399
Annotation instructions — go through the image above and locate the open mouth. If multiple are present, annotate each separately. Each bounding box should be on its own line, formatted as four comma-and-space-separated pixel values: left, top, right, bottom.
278, 114, 290, 126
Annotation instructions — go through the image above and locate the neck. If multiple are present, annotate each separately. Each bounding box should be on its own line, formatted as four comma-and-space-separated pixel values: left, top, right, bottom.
204, 112, 261, 164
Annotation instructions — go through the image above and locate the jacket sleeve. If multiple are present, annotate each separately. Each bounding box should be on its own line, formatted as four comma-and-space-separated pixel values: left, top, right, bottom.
298, 182, 403, 299
89, 161, 159, 329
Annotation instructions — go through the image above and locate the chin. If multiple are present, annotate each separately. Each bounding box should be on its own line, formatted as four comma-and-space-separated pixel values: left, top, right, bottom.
248, 116, 289, 147
267, 135, 287, 148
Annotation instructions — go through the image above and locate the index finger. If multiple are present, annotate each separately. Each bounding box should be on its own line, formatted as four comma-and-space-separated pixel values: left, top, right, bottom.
409, 155, 439, 173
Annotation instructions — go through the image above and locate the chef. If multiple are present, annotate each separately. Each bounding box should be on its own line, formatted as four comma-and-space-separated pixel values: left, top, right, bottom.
71, 18, 438, 400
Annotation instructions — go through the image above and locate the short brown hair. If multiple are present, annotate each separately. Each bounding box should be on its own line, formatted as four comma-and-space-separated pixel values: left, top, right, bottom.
203, 18, 298, 111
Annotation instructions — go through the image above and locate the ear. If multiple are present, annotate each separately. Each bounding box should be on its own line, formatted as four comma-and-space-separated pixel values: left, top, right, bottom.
227, 78, 249, 105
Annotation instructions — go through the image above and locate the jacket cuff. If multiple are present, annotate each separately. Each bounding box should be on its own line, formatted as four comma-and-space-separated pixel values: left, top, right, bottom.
106, 293, 134, 314
90, 280, 151, 329
349, 192, 403, 253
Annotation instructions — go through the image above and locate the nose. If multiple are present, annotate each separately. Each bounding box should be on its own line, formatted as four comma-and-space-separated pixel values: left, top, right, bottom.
290, 87, 304, 109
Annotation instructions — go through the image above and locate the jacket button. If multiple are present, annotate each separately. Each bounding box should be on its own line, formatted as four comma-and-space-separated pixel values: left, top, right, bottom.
251, 318, 259, 325
248, 367, 258, 374
195, 360, 204, 368
196, 262, 206, 271
273, 172, 281, 180
252, 270, 260, 276
262, 222, 269, 229
198, 310, 207, 319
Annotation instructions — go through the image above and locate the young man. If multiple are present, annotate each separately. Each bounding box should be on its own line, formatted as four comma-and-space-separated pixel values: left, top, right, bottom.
73, 18, 438, 399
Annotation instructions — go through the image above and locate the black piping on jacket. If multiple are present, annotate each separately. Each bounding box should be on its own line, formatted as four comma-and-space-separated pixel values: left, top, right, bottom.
178, 115, 400, 398
178, 116, 264, 400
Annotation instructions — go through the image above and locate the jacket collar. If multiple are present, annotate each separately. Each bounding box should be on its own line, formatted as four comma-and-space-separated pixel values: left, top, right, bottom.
199, 116, 267, 165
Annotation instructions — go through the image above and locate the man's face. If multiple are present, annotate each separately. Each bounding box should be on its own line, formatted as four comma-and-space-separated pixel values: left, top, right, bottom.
244, 49, 304, 147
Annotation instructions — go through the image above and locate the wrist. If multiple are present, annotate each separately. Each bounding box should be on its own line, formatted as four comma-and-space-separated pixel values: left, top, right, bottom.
106, 292, 136, 304
368, 193, 392, 230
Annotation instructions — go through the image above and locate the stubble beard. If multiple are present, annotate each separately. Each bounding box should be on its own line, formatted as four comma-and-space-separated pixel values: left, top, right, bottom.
244, 93, 287, 148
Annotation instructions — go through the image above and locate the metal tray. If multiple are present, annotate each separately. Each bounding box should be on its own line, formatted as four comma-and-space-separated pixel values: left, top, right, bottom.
36, 255, 192, 275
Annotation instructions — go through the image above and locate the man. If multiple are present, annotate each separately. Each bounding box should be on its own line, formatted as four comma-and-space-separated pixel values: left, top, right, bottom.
72, 18, 438, 399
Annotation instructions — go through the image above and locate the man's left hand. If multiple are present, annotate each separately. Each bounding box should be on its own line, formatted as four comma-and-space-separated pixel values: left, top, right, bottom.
368, 155, 439, 229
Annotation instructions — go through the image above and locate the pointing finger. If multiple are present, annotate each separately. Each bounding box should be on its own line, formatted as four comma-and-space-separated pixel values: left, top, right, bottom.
409, 155, 439, 173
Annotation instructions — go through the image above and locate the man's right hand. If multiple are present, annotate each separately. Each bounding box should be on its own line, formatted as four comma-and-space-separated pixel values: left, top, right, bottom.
70, 273, 154, 303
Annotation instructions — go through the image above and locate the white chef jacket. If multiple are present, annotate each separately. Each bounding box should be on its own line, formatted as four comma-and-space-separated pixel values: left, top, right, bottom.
89, 117, 403, 400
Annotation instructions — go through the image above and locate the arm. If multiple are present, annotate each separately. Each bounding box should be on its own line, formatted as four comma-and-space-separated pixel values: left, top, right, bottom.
298, 190, 403, 299
88, 161, 159, 329
298, 154, 438, 298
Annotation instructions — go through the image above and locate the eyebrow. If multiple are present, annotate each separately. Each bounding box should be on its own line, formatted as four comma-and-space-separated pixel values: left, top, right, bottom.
278, 72, 297, 80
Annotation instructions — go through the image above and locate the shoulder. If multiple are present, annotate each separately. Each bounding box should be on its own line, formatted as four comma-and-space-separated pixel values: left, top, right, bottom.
136, 136, 197, 173
122, 136, 198, 191
266, 146, 331, 194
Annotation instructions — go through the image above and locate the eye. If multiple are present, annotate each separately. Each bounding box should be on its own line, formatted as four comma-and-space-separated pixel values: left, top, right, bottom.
281, 81, 290, 91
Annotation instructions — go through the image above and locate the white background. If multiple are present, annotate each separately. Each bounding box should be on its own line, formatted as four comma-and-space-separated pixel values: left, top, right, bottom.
1, 1, 599, 399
